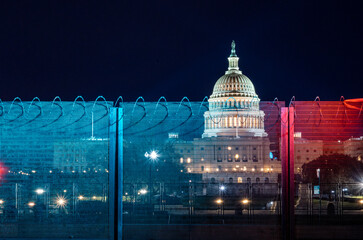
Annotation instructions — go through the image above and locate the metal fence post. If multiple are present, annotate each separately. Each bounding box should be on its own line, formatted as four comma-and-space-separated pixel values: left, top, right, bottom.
109, 107, 123, 240
281, 107, 295, 240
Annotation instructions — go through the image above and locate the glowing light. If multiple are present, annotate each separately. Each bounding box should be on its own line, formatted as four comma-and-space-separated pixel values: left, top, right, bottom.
227, 146, 232, 151
31, 170, 36, 173
252, 168, 255, 172
180, 158, 183, 163
28, 202, 35, 207
49, 170, 52, 173
187, 158, 191, 163
201, 158, 204, 161
35, 188, 45, 195
220, 185, 226, 191
242, 199, 249, 204
235, 154, 239, 159
149, 151, 158, 160
78, 195, 84, 200
359, 199, 363, 204
269, 152, 273, 159
0, 199, 4, 204
236, 165, 239, 168
216, 199, 223, 204
63, 190, 67, 193
139, 189, 147, 195
260, 168, 264, 172
243, 166, 247, 171
206, 168, 210, 172
56, 197, 67, 207
187, 168, 191, 172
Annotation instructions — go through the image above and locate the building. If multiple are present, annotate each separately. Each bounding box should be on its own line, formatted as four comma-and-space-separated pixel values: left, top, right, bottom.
175, 41, 279, 184
344, 136, 363, 161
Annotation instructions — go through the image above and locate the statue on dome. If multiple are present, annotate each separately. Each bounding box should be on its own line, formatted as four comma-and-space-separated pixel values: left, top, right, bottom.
230, 40, 237, 57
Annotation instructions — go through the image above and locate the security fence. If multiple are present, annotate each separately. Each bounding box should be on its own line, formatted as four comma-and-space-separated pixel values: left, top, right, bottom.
0, 96, 362, 239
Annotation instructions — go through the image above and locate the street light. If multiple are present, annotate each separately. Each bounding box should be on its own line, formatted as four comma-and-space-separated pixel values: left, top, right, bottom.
242, 199, 249, 205
56, 196, 67, 208
28, 202, 35, 207
0, 199, 4, 204
145, 150, 159, 208
219, 185, 226, 191
139, 189, 147, 195
35, 188, 45, 195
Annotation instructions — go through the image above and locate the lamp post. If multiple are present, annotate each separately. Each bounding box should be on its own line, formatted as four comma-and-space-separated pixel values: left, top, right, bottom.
219, 185, 226, 216
144, 150, 159, 210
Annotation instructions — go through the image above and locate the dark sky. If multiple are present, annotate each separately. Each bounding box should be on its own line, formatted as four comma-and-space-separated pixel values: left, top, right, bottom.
0, 0, 362, 102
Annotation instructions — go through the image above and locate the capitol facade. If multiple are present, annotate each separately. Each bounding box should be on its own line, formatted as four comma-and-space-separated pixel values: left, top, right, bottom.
175, 41, 280, 184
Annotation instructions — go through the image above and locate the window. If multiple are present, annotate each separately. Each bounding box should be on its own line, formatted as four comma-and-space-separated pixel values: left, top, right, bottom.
242, 155, 247, 162
264, 177, 269, 184
201, 147, 204, 151
313, 149, 316, 152
256, 177, 260, 183
201, 166, 204, 172
252, 155, 258, 162
211, 178, 216, 184
253, 147, 257, 150
229, 177, 233, 183
306, 150, 309, 153
235, 147, 239, 150
218, 147, 221, 151
247, 178, 251, 184
228, 154, 232, 162
217, 156, 222, 162
237, 177, 242, 183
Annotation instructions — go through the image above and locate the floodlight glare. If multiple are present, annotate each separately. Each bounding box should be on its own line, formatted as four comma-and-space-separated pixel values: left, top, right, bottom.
139, 189, 147, 195
149, 151, 158, 160
35, 188, 45, 195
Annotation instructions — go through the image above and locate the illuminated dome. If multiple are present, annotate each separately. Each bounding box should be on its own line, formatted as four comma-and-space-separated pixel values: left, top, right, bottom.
210, 73, 257, 99
202, 41, 266, 138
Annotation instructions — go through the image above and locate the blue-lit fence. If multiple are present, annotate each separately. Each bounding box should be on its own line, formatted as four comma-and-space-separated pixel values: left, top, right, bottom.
0, 96, 362, 239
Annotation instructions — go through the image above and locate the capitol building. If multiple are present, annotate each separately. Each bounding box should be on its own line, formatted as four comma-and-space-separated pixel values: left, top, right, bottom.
175, 41, 280, 184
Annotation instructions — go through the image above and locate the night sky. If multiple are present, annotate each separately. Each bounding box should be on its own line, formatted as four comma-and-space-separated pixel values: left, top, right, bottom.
0, 0, 362, 102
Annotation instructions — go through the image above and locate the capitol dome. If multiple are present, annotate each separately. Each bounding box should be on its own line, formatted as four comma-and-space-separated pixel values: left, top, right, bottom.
202, 41, 267, 138
210, 73, 257, 99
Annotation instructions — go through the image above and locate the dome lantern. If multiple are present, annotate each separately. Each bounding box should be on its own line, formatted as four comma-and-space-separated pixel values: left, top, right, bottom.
227, 40, 241, 74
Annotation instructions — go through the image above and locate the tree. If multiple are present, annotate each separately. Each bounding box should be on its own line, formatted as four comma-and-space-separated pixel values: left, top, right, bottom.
301, 154, 363, 184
